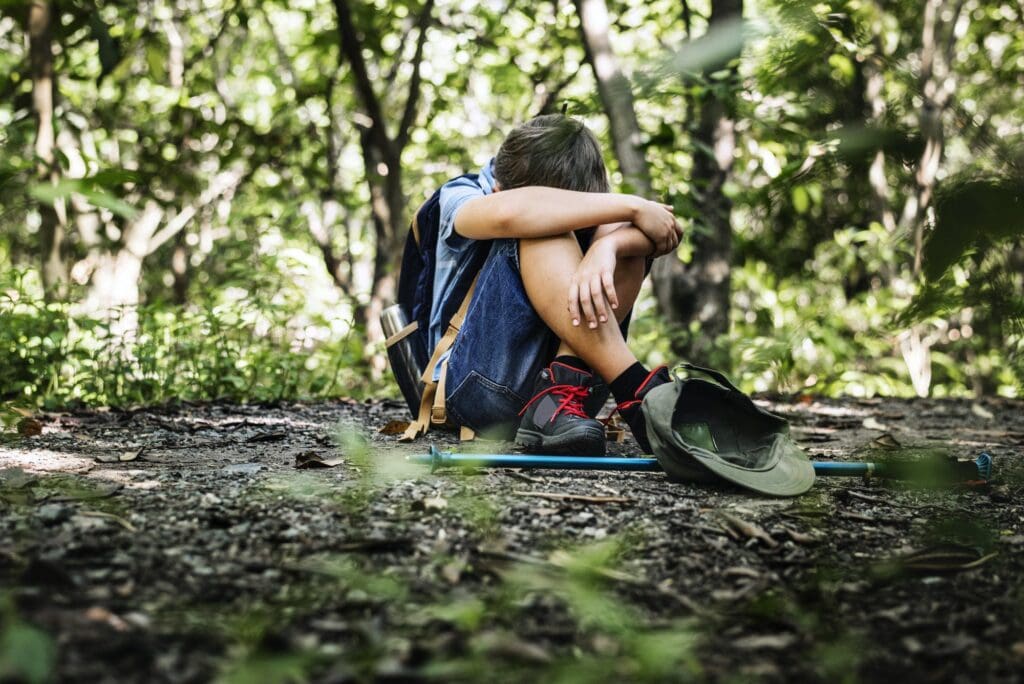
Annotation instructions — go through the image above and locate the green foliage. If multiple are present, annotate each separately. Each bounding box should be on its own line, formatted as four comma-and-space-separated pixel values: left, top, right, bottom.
2, 0, 1023, 404
0, 599, 55, 684
925, 175, 1024, 281
0, 269, 372, 409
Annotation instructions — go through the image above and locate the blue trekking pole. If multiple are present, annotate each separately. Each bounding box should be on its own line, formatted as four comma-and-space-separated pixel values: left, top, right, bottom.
408, 445, 993, 481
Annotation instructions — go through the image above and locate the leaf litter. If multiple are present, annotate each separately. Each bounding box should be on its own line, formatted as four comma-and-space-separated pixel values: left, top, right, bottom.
0, 396, 1021, 682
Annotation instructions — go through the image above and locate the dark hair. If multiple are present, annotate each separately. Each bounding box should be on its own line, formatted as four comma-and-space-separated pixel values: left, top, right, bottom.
493, 114, 609, 193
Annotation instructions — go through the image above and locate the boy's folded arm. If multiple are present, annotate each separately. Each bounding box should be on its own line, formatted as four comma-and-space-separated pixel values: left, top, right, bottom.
599, 224, 662, 257
452, 187, 643, 240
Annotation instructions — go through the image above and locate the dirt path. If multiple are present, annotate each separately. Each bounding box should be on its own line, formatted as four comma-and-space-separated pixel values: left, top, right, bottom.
2, 396, 1022, 682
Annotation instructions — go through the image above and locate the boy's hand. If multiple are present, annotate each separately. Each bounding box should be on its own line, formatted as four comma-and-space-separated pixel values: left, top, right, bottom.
569, 238, 619, 329
633, 200, 682, 256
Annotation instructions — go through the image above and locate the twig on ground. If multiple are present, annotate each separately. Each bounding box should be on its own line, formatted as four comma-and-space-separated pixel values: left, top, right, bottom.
503, 470, 546, 484
512, 490, 633, 504
718, 511, 778, 548
78, 510, 136, 532
592, 482, 621, 496
333, 537, 413, 552
674, 521, 732, 537
839, 510, 906, 525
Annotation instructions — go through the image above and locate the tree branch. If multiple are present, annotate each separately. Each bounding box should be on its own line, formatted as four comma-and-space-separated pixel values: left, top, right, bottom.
145, 165, 246, 256
533, 61, 584, 116
333, 0, 393, 156
184, 0, 238, 77
396, 0, 436, 151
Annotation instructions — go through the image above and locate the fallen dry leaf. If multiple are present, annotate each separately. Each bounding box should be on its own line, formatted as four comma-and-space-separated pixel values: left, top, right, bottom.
441, 557, 466, 584
16, 417, 43, 437
862, 417, 888, 431
378, 419, 411, 435
95, 449, 143, 464
971, 403, 995, 421
119, 448, 144, 462
85, 606, 130, 632
870, 433, 901, 448
294, 451, 345, 469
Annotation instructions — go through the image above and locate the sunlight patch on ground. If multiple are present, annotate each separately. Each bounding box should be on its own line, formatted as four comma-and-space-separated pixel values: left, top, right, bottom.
0, 448, 93, 474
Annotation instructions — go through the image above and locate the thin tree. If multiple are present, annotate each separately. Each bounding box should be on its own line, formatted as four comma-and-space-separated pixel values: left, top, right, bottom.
28, 0, 66, 300
658, 0, 743, 363
332, 0, 435, 346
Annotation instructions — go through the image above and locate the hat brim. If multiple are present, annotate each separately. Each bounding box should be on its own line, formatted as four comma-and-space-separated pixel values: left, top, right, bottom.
643, 381, 815, 497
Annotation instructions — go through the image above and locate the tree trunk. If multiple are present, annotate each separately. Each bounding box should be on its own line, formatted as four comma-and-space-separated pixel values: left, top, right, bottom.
171, 231, 190, 305
674, 91, 736, 361
333, 0, 433, 372
863, 55, 896, 234
660, 0, 742, 363
895, 0, 966, 397
356, 129, 404, 367
574, 0, 652, 197
28, 0, 67, 300
77, 167, 245, 334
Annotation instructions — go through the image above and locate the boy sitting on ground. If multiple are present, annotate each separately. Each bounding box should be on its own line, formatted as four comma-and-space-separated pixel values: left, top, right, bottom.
429, 114, 682, 455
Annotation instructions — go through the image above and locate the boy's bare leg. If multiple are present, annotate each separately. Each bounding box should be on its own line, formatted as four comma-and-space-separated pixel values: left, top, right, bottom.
555, 251, 644, 358
519, 233, 644, 383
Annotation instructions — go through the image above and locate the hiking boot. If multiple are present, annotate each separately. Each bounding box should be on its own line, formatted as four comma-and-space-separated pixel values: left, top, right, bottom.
616, 366, 671, 454
515, 362, 607, 455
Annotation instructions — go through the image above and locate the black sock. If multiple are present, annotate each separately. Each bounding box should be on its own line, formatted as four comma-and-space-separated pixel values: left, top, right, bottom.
553, 354, 590, 374
610, 362, 650, 407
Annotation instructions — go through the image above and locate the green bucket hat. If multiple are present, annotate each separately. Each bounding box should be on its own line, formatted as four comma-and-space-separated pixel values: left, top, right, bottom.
641, 364, 815, 497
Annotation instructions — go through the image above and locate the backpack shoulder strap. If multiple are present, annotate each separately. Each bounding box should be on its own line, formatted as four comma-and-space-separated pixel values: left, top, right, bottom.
411, 197, 429, 246
400, 274, 479, 442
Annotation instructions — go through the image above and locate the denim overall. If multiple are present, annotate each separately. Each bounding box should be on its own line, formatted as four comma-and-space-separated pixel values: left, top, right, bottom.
444, 234, 631, 439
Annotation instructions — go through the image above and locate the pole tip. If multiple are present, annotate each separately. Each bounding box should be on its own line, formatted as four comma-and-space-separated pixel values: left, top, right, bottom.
975, 452, 993, 481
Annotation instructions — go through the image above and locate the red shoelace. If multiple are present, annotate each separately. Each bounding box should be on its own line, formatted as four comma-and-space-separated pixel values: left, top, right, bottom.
518, 384, 590, 422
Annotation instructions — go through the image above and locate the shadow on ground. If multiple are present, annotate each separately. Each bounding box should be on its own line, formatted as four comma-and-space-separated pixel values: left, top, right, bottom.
1, 395, 1023, 682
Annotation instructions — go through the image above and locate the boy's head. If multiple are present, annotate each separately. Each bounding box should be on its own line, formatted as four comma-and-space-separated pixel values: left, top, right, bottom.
493, 114, 609, 193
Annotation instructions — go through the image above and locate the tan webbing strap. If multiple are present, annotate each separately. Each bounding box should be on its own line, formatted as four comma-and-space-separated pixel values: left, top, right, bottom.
401, 381, 436, 441
385, 321, 418, 348
411, 199, 429, 246
459, 425, 476, 442
432, 359, 450, 425
400, 277, 479, 441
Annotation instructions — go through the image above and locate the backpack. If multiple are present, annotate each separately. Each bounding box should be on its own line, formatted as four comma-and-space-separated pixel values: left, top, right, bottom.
390, 173, 491, 441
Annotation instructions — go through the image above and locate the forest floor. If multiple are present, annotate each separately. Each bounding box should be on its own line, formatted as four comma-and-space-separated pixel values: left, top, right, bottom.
1, 395, 1023, 683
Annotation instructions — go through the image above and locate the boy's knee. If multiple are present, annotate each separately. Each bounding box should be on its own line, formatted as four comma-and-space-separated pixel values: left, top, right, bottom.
518, 233, 582, 265
519, 232, 578, 249
615, 254, 646, 280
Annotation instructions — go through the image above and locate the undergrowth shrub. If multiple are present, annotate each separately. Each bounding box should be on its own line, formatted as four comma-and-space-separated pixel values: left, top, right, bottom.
0, 270, 373, 410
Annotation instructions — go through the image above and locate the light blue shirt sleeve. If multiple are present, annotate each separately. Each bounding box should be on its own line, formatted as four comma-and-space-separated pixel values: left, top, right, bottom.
438, 176, 484, 252
429, 160, 497, 381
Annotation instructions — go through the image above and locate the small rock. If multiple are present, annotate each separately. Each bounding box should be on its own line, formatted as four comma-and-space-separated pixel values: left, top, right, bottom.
412, 496, 447, 512
733, 633, 798, 651
200, 493, 222, 507
37, 503, 71, 524
902, 636, 923, 653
